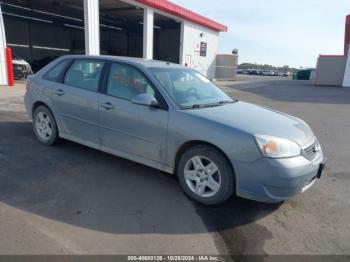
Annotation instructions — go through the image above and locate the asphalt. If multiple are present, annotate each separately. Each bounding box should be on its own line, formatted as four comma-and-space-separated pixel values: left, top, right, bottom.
0, 77, 349, 255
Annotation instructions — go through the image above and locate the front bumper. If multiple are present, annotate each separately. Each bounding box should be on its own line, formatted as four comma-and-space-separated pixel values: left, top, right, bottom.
233, 150, 325, 203
14, 68, 32, 79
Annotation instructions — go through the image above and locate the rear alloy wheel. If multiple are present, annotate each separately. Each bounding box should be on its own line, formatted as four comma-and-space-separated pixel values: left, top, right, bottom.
33, 106, 59, 145
177, 145, 234, 205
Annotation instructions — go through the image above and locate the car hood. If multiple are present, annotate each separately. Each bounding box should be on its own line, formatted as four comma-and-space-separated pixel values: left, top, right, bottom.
13, 59, 30, 66
183, 101, 315, 146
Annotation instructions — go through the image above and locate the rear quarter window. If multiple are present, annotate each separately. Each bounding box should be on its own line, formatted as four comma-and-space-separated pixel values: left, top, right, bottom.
43, 60, 71, 82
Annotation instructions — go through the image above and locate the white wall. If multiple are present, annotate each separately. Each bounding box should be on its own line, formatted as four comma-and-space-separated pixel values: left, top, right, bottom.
0, 4, 8, 85
181, 21, 219, 79
343, 51, 350, 87
315, 56, 346, 86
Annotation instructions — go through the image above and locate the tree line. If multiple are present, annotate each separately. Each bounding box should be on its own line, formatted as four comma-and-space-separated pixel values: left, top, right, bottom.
238, 63, 298, 72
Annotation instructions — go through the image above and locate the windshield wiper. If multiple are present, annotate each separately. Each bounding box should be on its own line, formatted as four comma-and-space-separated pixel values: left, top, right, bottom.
190, 104, 211, 109
183, 103, 221, 109
218, 99, 237, 104
182, 100, 238, 110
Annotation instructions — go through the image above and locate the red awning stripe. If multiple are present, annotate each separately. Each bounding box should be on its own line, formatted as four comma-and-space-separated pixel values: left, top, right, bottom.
135, 0, 228, 32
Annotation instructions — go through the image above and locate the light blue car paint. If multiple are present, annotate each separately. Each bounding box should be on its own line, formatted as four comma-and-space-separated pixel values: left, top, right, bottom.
25, 55, 325, 203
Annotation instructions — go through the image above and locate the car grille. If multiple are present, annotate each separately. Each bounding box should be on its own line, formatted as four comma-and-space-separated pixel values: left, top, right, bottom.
303, 141, 317, 161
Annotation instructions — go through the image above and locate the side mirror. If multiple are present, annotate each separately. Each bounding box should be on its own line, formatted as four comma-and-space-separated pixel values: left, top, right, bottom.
131, 93, 160, 108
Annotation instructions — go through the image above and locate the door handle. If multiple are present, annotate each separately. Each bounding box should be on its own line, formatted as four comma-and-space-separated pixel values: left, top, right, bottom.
101, 102, 114, 110
54, 89, 65, 96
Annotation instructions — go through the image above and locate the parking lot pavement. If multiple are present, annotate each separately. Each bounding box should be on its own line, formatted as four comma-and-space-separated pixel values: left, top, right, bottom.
0, 78, 350, 255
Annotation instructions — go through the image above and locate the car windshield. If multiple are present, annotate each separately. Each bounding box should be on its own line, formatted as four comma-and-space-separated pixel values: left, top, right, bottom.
12, 54, 22, 60
150, 68, 233, 109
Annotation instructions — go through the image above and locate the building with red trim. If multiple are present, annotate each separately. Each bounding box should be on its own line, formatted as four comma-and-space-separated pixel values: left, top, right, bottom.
315, 15, 350, 87
0, 0, 228, 85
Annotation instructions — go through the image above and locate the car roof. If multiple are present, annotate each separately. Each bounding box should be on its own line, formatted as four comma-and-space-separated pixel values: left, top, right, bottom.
59, 55, 184, 69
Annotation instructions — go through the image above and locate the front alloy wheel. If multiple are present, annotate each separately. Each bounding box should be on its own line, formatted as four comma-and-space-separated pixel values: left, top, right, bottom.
177, 145, 235, 205
184, 156, 222, 198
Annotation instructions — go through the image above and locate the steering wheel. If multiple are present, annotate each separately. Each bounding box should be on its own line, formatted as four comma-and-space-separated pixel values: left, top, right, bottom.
186, 87, 198, 98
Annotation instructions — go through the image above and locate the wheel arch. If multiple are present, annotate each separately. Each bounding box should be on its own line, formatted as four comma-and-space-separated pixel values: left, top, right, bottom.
174, 140, 236, 178
32, 101, 51, 117
32, 101, 60, 134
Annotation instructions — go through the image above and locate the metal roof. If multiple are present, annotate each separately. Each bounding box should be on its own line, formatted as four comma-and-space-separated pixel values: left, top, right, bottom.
135, 0, 228, 32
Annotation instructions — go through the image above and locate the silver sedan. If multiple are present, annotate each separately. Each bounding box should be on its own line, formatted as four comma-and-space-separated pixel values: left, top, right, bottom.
24, 55, 326, 205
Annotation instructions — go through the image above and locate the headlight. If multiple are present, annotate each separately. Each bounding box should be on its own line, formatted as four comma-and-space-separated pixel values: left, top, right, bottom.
315, 139, 322, 152
255, 134, 301, 158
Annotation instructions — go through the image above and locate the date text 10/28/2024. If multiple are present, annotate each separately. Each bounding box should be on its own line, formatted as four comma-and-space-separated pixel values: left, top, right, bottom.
127, 256, 220, 261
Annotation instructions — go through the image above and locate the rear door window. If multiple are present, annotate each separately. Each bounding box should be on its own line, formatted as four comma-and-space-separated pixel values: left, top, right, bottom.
64, 60, 105, 92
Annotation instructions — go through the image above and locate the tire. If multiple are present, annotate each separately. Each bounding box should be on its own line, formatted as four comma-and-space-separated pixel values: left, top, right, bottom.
177, 145, 235, 205
32, 106, 59, 146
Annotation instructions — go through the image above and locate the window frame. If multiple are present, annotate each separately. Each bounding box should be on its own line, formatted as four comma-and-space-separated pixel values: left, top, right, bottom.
61, 58, 107, 93
101, 61, 169, 111
42, 59, 73, 83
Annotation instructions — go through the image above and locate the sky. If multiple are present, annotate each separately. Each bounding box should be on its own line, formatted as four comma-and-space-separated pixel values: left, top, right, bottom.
170, 0, 350, 68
